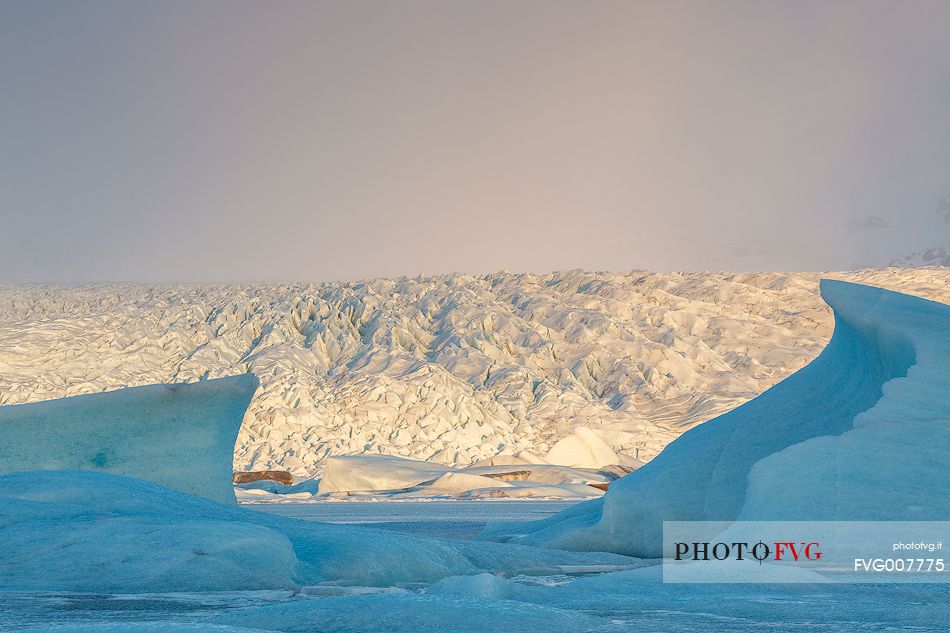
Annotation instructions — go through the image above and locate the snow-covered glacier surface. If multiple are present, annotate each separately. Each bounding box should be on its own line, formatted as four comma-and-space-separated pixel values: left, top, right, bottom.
1, 268, 947, 477
292, 453, 621, 501
0, 374, 257, 504
480, 280, 950, 556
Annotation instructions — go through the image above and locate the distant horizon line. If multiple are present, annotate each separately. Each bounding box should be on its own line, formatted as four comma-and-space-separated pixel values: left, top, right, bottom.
1, 264, 941, 287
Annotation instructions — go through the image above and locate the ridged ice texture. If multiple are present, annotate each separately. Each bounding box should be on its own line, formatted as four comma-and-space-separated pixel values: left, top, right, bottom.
0, 268, 947, 476
0, 470, 635, 592
0, 375, 258, 503
485, 280, 950, 556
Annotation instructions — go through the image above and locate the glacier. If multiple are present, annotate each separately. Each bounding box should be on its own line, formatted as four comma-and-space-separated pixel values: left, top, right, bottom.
1, 278, 948, 630
480, 279, 950, 556
2, 268, 947, 478
0, 374, 258, 504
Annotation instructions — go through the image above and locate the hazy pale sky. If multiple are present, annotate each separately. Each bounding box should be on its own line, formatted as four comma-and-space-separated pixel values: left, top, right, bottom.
1, 0, 948, 283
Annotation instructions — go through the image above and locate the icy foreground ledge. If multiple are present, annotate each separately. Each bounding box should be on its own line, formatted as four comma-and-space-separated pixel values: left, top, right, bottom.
0, 470, 637, 592
0, 375, 258, 504
482, 280, 950, 556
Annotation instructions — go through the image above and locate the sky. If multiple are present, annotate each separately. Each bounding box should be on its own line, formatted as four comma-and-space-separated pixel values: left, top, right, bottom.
1, 0, 948, 283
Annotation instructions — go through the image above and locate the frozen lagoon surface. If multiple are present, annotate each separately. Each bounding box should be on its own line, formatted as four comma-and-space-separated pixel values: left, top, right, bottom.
3, 585, 948, 633
254, 500, 577, 540
2, 501, 947, 632
2, 557, 948, 631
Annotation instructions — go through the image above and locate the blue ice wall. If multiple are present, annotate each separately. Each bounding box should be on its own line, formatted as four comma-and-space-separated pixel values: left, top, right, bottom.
0, 374, 259, 503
